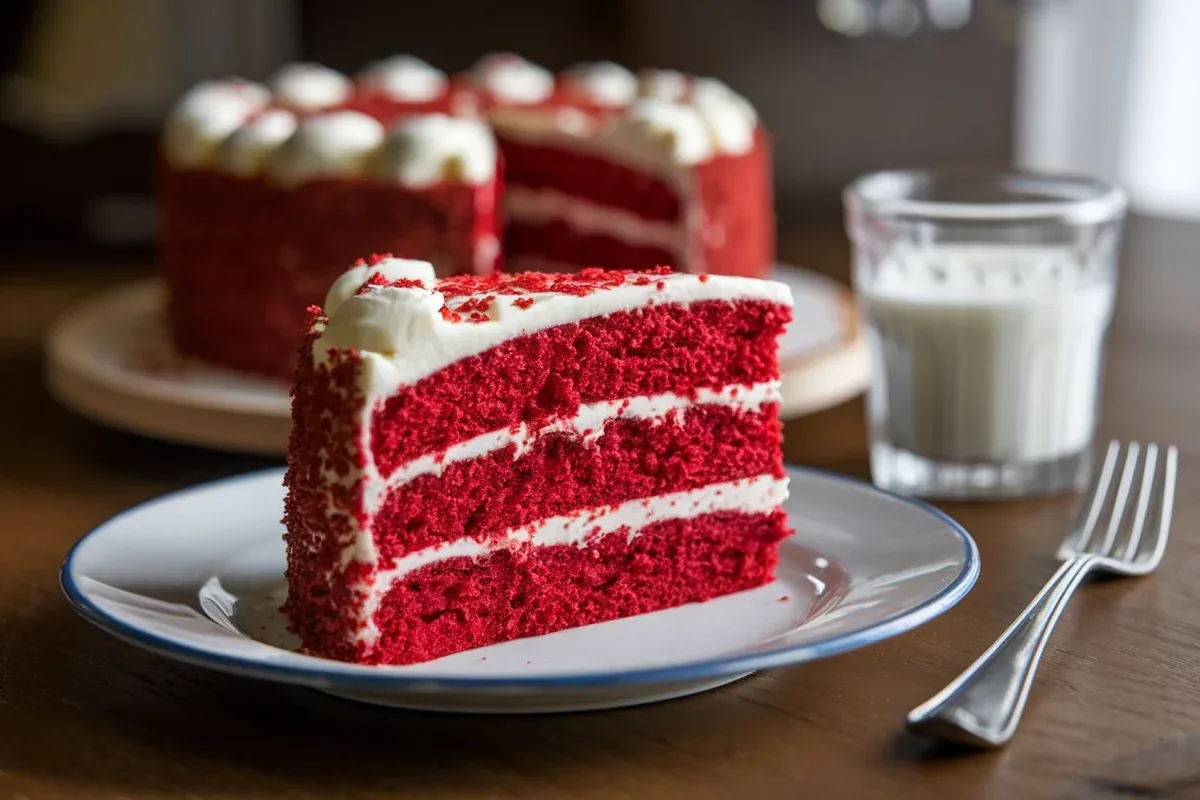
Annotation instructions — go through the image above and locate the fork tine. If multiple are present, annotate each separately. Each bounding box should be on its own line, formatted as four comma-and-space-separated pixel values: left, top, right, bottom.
1097, 442, 1140, 557
1120, 443, 1158, 561
1141, 445, 1179, 570
1062, 440, 1120, 557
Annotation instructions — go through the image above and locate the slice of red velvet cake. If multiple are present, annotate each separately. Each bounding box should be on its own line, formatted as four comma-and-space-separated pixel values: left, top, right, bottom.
283, 256, 793, 665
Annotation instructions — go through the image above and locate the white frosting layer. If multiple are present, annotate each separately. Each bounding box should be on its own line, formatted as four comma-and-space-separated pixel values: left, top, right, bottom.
162, 80, 269, 167
472, 53, 555, 104
270, 63, 352, 110
323, 258, 436, 317
267, 111, 385, 185
564, 61, 637, 106
356, 474, 789, 642
358, 55, 447, 102
365, 380, 781, 508
315, 261, 793, 393
372, 114, 497, 187
504, 186, 685, 252
214, 109, 297, 176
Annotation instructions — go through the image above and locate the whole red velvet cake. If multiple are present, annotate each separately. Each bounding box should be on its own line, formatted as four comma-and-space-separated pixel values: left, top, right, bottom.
159, 55, 774, 378
283, 256, 793, 665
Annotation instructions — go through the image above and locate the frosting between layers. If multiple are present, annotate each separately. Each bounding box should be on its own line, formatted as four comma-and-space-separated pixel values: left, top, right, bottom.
503, 186, 687, 252
315, 260, 793, 393
361, 380, 782, 511
355, 474, 790, 643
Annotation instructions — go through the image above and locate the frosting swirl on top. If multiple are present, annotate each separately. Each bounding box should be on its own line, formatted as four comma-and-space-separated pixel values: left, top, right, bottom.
270, 63, 353, 110
267, 111, 385, 185
162, 80, 269, 167
471, 53, 555, 105
563, 62, 637, 107
358, 56, 448, 103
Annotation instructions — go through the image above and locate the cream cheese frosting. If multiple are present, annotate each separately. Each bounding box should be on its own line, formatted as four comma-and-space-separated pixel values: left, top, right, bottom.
472, 53, 555, 105
269, 63, 352, 110
372, 114, 497, 187
162, 80, 269, 167
563, 61, 637, 107
214, 109, 298, 176
314, 258, 794, 394
357, 55, 448, 102
267, 110, 385, 185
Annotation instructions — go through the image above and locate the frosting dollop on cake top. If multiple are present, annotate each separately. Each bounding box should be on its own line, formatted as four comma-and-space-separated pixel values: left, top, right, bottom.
214, 109, 298, 175
371, 114, 496, 187
267, 110, 385, 185
162, 80, 269, 167
563, 62, 637, 107
471, 53, 555, 105
270, 63, 353, 110
162, 54, 760, 181
358, 56, 448, 102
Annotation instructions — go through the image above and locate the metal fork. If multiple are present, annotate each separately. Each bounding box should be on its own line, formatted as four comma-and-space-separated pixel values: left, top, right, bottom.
907, 440, 1179, 748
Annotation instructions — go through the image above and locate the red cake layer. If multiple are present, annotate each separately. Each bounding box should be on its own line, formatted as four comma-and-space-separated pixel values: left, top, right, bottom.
369, 299, 790, 474
161, 166, 500, 377
692, 129, 775, 278
340, 510, 788, 665
497, 130, 774, 278
503, 219, 678, 273
498, 136, 681, 222
372, 403, 783, 559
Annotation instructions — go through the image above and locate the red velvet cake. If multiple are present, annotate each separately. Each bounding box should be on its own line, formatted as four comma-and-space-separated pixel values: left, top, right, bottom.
283, 256, 793, 665
159, 54, 773, 378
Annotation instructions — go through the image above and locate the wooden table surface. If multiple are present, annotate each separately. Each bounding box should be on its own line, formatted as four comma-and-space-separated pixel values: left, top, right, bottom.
1, 217, 1197, 800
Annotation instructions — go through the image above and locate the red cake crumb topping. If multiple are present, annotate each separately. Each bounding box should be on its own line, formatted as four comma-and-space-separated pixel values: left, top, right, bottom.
438, 265, 673, 299
357, 273, 427, 294
455, 295, 494, 313
513, 297, 535, 309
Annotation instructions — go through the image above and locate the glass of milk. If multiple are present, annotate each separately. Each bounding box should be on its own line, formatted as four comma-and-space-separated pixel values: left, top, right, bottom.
844, 169, 1127, 499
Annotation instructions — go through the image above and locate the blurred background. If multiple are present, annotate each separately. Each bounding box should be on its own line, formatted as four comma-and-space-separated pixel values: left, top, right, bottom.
0, 0, 1193, 255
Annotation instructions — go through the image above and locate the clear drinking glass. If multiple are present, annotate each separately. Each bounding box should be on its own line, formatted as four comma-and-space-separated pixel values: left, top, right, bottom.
843, 169, 1127, 499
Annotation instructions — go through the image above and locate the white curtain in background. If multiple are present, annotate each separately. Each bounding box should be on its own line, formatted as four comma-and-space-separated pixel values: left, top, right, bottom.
1017, 0, 1200, 219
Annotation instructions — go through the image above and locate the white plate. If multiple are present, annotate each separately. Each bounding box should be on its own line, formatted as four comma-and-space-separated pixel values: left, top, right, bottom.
44, 266, 868, 455
61, 466, 977, 714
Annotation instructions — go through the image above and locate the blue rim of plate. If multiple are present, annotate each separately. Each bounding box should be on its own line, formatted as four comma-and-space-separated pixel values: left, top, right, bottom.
60, 465, 980, 691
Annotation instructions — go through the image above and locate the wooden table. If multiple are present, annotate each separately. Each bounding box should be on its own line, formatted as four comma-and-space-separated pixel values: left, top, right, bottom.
1, 217, 1197, 800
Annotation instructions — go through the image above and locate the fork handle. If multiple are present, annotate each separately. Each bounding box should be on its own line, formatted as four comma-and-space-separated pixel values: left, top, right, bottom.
906, 555, 1098, 748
